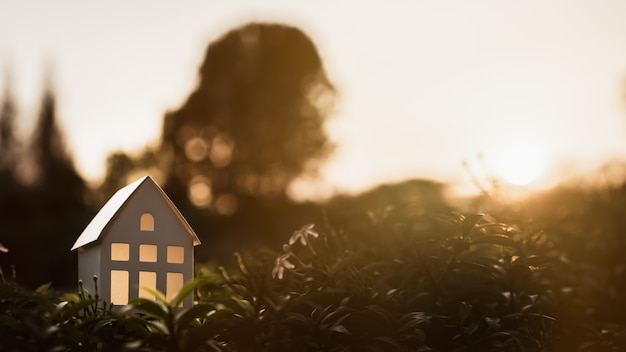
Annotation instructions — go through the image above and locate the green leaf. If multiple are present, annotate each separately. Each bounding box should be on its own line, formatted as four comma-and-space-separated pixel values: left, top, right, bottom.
331, 324, 351, 335
518, 255, 553, 269
452, 261, 505, 280
93, 317, 116, 333
140, 285, 168, 303
462, 214, 484, 237
430, 213, 462, 226
171, 277, 208, 308
57, 298, 98, 319
118, 316, 152, 335
364, 305, 395, 325
471, 235, 518, 248
61, 292, 80, 303
490, 331, 525, 351
398, 312, 428, 333
372, 336, 404, 351
286, 312, 316, 332
128, 297, 169, 321
175, 303, 214, 331
458, 301, 472, 325
147, 320, 170, 335
35, 282, 52, 294
475, 222, 515, 234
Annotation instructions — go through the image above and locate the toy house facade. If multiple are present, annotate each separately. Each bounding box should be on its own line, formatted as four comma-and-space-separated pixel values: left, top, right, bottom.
71, 176, 200, 308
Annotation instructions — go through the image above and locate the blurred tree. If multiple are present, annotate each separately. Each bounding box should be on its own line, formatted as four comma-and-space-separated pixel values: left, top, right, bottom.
95, 151, 137, 204
91, 147, 166, 207
0, 82, 93, 290
25, 85, 91, 289
159, 22, 336, 213
0, 81, 24, 280
0, 82, 19, 172
30, 87, 83, 189
96, 23, 337, 259
324, 179, 452, 237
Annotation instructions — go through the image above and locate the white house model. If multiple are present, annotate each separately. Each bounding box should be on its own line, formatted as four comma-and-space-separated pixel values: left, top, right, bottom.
71, 176, 200, 307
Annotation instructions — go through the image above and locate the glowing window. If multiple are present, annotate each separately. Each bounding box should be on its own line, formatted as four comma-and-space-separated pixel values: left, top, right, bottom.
139, 271, 157, 299
166, 272, 184, 305
167, 246, 185, 264
111, 243, 129, 261
139, 244, 157, 262
140, 213, 154, 231
110, 270, 129, 305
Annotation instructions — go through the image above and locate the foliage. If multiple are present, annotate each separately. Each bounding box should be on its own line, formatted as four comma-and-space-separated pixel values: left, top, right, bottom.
0, 276, 148, 351
237, 213, 557, 352
122, 278, 221, 352
2, 191, 626, 351
160, 22, 336, 203
99, 22, 337, 214
514, 180, 626, 351
94, 22, 338, 263
0, 81, 92, 290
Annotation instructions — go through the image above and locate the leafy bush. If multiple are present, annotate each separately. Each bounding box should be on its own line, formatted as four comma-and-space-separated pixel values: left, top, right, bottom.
0, 276, 150, 351
0, 201, 624, 351
201, 212, 558, 351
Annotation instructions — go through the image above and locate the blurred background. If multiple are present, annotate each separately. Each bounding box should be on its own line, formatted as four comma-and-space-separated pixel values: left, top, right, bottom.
2, 0, 626, 290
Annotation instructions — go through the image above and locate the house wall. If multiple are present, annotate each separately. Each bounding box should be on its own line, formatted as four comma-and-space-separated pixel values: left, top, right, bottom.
77, 244, 101, 297
99, 181, 195, 307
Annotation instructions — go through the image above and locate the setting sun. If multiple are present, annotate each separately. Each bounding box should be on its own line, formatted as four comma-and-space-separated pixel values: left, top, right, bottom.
488, 142, 548, 186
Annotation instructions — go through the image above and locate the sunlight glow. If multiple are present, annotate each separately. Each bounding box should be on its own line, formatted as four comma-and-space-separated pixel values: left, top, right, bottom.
489, 142, 548, 186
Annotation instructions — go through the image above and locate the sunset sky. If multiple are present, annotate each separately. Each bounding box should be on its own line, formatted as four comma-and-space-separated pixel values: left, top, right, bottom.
2, 1, 626, 199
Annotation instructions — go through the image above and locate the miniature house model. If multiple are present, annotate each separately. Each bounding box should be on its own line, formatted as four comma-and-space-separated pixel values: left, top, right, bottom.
71, 176, 200, 307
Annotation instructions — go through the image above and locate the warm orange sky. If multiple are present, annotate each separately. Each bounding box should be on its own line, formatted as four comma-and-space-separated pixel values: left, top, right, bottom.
2, 1, 626, 199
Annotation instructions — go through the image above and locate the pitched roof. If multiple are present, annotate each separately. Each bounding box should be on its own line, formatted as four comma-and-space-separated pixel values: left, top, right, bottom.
71, 176, 200, 250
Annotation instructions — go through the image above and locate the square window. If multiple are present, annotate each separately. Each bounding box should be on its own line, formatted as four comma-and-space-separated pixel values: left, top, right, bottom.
111, 243, 129, 261
139, 244, 157, 262
167, 246, 185, 264
110, 270, 129, 305
166, 272, 184, 305
139, 271, 157, 299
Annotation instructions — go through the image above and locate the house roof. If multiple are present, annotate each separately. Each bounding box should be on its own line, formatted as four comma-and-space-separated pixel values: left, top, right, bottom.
71, 176, 200, 250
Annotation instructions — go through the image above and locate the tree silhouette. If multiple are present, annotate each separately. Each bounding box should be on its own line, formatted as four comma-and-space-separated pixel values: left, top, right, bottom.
95, 151, 138, 204
0, 82, 19, 172
0, 82, 93, 289
26, 85, 91, 289
30, 87, 83, 189
96, 23, 337, 259
0, 81, 21, 199
159, 22, 336, 213
0, 81, 25, 281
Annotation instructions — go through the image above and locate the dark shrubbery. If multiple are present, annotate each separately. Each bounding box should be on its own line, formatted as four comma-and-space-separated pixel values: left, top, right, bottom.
0, 210, 558, 351
2, 185, 626, 351
199, 212, 558, 352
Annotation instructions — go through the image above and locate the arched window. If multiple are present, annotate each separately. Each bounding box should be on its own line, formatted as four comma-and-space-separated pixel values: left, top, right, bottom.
140, 213, 154, 231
